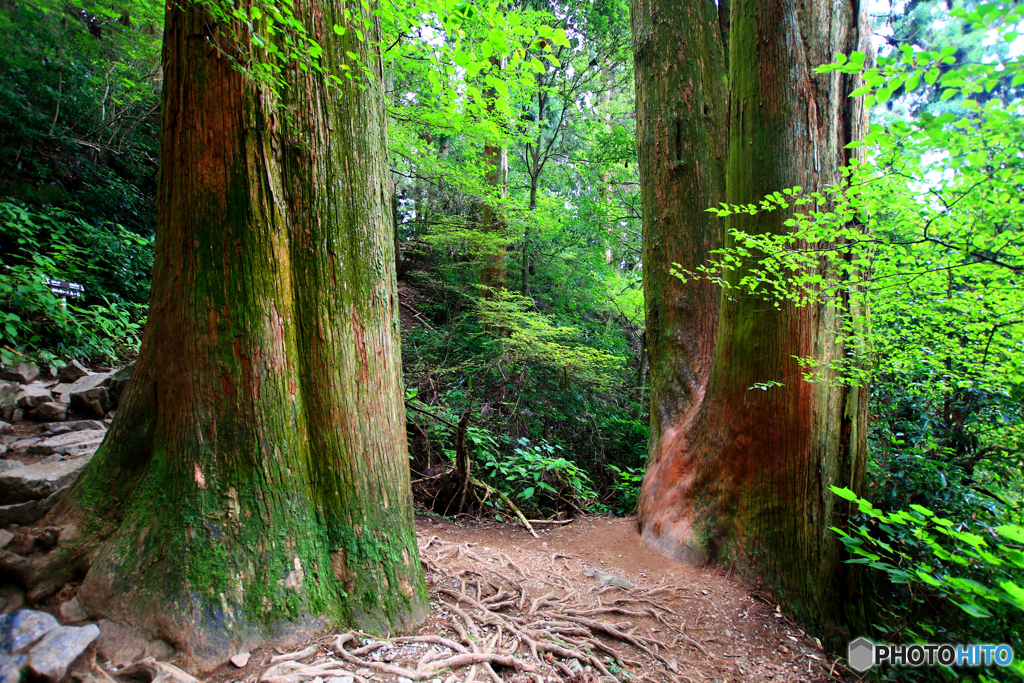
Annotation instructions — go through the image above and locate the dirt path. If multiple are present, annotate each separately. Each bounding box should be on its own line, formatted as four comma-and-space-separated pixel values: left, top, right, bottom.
418, 514, 841, 682
201, 515, 850, 683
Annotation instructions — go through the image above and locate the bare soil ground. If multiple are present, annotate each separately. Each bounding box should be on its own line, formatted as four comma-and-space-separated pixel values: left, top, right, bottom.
189, 515, 854, 683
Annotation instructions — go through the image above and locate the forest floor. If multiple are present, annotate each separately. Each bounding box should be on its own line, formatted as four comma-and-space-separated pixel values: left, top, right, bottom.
197, 515, 854, 683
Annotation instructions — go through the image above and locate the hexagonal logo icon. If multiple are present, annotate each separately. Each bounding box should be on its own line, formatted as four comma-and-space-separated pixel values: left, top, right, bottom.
848, 637, 875, 672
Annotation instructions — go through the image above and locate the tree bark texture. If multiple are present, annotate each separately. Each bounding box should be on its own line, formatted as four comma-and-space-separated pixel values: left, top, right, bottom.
631, 0, 728, 537
49, 0, 428, 667
635, 0, 869, 640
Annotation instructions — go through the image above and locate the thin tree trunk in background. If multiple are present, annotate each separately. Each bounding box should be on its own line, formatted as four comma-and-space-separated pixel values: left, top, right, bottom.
48, 0, 427, 667
636, 0, 869, 641
480, 57, 508, 297
479, 140, 508, 294
521, 84, 546, 296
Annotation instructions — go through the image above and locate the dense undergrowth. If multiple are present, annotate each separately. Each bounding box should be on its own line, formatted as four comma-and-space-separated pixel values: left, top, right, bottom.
0, 0, 157, 368
399, 257, 649, 518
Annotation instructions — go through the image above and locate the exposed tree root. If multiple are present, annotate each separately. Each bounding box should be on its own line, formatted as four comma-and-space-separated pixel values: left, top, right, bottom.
232, 534, 702, 683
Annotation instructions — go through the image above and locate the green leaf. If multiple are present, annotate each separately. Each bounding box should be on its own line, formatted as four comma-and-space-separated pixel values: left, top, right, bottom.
830, 486, 858, 501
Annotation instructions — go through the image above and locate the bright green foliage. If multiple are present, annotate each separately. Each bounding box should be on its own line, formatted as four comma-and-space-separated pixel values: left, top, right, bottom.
0, 201, 149, 367
495, 438, 597, 511
402, 280, 648, 515
475, 291, 624, 392
391, 0, 646, 514
831, 487, 1024, 676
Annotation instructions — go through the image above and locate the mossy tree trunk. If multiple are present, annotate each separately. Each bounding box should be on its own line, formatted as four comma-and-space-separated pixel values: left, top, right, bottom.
635, 0, 869, 641
631, 0, 728, 521
47, 0, 427, 668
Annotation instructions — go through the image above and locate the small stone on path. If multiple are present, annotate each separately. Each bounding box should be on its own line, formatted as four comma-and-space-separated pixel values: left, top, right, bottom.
581, 566, 634, 589
230, 652, 251, 667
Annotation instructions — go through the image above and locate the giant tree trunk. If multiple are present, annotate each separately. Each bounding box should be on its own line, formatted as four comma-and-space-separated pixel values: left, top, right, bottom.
631, 0, 728, 536
636, 0, 869, 640
46, 0, 427, 668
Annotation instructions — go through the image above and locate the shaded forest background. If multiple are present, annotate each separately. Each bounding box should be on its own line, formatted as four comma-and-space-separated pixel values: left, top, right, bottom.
1, 0, 1023, 676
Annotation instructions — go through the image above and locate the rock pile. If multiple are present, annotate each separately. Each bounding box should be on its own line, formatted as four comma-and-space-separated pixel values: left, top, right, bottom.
0, 361, 132, 529
0, 361, 137, 679
0, 609, 99, 682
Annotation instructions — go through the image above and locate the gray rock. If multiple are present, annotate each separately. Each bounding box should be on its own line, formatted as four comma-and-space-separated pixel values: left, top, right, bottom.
48, 384, 73, 403
0, 364, 39, 385
0, 588, 24, 616
6, 438, 40, 454
107, 364, 134, 406
27, 623, 99, 680
64, 444, 99, 459
94, 618, 175, 667
43, 420, 103, 433
58, 597, 88, 624
41, 489, 65, 511
7, 413, 21, 425
0, 456, 94, 503
0, 609, 60, 654
15, 387, 53, 411
0, 386, 18, 423
0, 501, 44, 526
0, 463, 21, 474
0, 655, 26, 683
28, 403, 66, 423
581, 566, 635, 589
27, 430, 105, 457
0, 531, 11, 549
70, 387, 108, 417
57, 361, 88, 384
64, 373, 112, 395
0, 424, 12, 437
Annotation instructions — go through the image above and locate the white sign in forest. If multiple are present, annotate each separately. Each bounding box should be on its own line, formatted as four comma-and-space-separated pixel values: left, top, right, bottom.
45, 278, 84, 299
